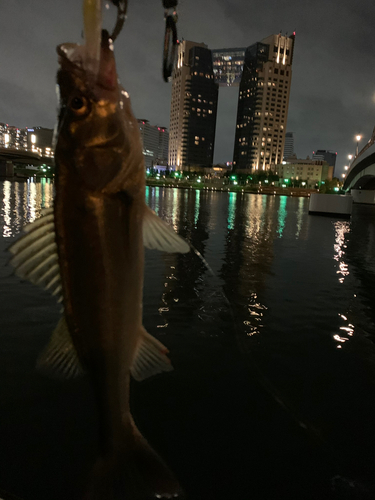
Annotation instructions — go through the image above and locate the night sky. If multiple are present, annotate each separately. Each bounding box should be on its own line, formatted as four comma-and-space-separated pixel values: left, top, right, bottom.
0, 0, 374, 176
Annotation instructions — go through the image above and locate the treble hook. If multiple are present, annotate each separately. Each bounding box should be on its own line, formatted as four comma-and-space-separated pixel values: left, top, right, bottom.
109, 0, 128, 41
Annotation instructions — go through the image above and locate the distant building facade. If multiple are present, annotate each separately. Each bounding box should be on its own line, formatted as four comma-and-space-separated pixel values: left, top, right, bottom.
212, 48, 246, 86
0, 124, 53, 158
157, 127, 169, 165
312, 149, 337, 168
283, 131, 294, 160
27, 127, 54, 158
233, 33, 295, 172
168, 40, 219, 170
138, 119, 169, 168
275, 157, 334, 188
0, 123, 27, 150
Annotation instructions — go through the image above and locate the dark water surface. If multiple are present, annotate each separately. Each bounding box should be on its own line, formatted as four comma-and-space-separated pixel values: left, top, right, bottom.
1, 180, 375, 499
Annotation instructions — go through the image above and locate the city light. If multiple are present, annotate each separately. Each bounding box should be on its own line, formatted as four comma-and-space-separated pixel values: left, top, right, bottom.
348, 154, 353, 160
341, 173, 346, 178
344, 165, 349, 170
31, 134, 36, 144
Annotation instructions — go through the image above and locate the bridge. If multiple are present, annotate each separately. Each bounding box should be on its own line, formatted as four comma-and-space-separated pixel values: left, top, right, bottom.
0, 147, 54, 167
343, 127, 375, 191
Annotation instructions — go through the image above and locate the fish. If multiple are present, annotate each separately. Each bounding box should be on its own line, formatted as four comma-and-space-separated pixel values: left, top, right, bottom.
8, 12, 189, 500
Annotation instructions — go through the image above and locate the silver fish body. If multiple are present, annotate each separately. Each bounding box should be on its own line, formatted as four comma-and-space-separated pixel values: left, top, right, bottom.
9, 31, 188, 500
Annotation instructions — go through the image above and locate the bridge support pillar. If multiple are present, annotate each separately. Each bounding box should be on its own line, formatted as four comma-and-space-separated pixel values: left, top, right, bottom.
0, 160, 14, 178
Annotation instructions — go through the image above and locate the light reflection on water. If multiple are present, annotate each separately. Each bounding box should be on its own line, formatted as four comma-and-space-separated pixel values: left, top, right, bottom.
1, 179, 54, 238
333, 220, 350, 284
3, 182, 375, 498
276, 195, 287, 237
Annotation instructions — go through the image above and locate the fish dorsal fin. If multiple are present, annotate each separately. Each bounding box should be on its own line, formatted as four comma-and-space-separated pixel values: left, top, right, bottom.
131, 326, 173, 382
143, 205, 190, 254
8, 209, 63, 303
37, 316, 85, 379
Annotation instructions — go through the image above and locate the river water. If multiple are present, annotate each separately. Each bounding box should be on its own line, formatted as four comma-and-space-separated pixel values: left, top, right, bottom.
1, 179, 375, 499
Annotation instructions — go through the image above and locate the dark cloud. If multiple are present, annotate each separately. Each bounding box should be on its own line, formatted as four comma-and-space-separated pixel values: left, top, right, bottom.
0, 0, 374, 175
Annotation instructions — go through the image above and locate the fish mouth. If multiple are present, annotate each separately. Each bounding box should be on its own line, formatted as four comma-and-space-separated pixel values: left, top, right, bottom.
57, 43, 87, 78
57, 34, 117, 94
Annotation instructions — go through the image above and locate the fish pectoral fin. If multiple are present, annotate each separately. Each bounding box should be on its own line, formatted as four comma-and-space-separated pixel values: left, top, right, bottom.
143, 205, 190, 253
8, 207, 63, 303
131, 326, 173, 382
37, 316, 85, 379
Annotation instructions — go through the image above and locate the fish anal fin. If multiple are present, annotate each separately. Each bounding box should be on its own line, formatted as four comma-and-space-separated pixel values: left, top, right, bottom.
143, 205, 190, 254
131, 327, 173, 382
37, 316, 85, 379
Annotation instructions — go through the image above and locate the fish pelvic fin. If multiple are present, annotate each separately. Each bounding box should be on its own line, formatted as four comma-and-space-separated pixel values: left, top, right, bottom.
37, 316, 85, 379
131, 327, 173, 382
143, 205, 190, 254
84, 419, 184, 500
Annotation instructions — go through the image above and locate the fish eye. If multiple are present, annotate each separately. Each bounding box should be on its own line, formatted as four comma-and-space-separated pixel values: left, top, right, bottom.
69, 95, 89, 115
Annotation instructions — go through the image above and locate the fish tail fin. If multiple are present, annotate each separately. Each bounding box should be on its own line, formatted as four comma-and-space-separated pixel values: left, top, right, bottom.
84, 419, 184, 500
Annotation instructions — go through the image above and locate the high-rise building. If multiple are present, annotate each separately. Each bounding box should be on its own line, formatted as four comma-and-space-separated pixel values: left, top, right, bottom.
138, 120, 170, 168
0, 123, 28, 150
158, 127, 169, 164
233, 33, 295, 172
169, 40, 218, 170
312, 149, 337, 167
283, 132, 294, 160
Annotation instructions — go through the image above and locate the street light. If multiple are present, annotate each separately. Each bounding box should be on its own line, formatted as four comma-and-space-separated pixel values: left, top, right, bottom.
344, 165, 349, 170
355, 135, 362, 156
341, 173, 346, 178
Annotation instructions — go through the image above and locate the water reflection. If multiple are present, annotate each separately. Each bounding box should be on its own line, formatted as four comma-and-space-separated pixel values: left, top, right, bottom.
333, 220, 350, 284
0, 180, 54, 238
2, 181, 11, 238
276, 196, 287, 238
295, 197, 304, 238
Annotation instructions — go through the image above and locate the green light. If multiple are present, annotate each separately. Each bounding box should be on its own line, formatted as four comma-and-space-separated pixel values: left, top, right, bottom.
284, 178, 289, 183
334, 187, 339, 192
197, 179, 201, 183
231, 175, 236, 180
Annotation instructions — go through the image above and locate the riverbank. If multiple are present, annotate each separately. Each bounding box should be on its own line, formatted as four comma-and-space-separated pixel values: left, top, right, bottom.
2, 173, 320, 198
146, 178, 318, 197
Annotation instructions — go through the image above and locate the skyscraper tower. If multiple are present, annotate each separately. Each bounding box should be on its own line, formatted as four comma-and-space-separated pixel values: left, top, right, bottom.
233, 33, 295, 172
168, 40, 218, 170
283, 132, 294, 160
